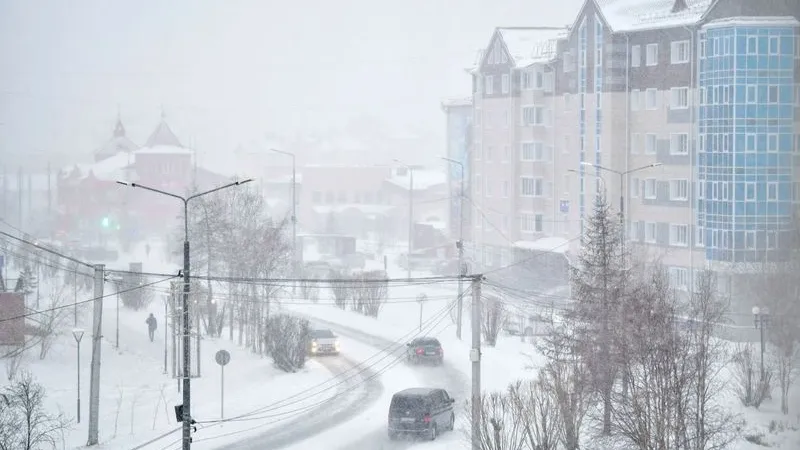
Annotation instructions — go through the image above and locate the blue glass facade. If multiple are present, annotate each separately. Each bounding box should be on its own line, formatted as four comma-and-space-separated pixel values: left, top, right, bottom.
697, 21, 797, 263
594, 16, 604, 190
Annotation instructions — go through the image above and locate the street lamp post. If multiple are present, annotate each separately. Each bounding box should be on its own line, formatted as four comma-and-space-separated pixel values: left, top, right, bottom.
393, 160, 414, 280
270, 149, 297, 294
441, 157, 465, 340
72, 328, 84, 423
752, 306, 770, 381
117, 179, 252, 450
579, 162, 662, 241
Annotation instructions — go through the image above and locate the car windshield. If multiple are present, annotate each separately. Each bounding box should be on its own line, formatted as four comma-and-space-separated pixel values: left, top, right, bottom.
391, 396, 427, 412
311, 330, 335, 339
414, 338, 440, 347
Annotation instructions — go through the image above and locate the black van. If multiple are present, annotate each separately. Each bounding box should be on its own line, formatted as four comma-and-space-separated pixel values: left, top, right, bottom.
387, 388, 455, 441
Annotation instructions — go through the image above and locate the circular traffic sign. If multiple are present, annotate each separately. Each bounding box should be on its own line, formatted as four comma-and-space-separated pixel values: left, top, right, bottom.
215, 350, 231, 366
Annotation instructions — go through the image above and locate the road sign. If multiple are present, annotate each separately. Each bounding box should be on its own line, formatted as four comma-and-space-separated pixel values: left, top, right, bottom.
215, 350, 231, 366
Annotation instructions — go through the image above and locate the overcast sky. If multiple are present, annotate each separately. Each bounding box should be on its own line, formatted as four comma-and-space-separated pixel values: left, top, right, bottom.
0, 0, 581, 166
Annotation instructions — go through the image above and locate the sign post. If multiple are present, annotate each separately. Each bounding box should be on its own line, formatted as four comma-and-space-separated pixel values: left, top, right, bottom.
214, 350, 231, 419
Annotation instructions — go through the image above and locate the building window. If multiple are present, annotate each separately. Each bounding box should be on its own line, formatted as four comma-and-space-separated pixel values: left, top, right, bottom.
631, 133, 641, 154
767, 182, 778, 201
696, 226, 705, 247
475, 175, 481, 194
631, 177, 640, 198
484, 146, 493, 161
767, 134, 778, 152
644, 178, 657, 199
742, 182, 756, 201
645, 88, 658, 109
768, 85, 778, 103
670, 224, 689, 247
522, 106, 544, 125
747, 36, 757, 54
669, 267, 689, 290
502, 181, 509, 198
631, 45, 641, 67
485, 75, 494, 95
485, 178, 493, 197
746, 85, 756, 103
669, 179, 688, 200
520, 213, 540, 233
501, 74, 509, 94
670, 133, 689, 155
502, 145, 510, 162
670, 87, 689, 109
522, 71, 532, 90
645, 222, 657, 243
631, 90, 640, 110
645, 133, 658, 154
745, 231, 756, 249
521, 142, 550, 161
699, 37, 706, 58
520, 177, 543, 197
745, 134, 756, 152
645, 43, 658, 66
535, 71, 544, 89
670, 40, 690, 63
563, 51, 573, 72
769, 37, 779, 55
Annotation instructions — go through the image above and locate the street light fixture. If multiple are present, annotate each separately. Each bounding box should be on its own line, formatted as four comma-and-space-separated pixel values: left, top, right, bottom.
270, 149, 298, 295
117, 178, 252, 450
72, 328, 85, 423
441, 156, 466, 340
567, 169, 606, 193
393, 159, 414, 280
752, 306, 770, 381
579, 162, 662, 217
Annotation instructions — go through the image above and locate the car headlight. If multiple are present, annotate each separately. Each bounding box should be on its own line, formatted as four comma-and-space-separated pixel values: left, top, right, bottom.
334, 340, 341, 350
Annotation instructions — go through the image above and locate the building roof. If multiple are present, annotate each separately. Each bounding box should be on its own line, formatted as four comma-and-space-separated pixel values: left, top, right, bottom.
144, 119, 184, 148
702, 15, 800, 29
597, 0, 714, 32
441, 97, 473, 110
94, 116, 139, 160
513, 237, 570, 254
64, 152, 135, 182
497, 27, 565, 67
135, 145, 193, 156
386, 170, 446, 191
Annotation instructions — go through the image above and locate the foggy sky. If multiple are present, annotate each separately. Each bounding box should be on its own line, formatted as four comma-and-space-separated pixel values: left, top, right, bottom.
0, 0, 581, 165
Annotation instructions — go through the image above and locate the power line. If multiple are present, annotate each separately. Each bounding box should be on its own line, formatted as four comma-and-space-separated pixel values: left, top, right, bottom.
0, 228, 94, 269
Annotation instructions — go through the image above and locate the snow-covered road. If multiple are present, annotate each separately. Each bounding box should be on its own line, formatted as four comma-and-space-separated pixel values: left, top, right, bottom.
213, 343, 384, 450
294, 316, 470, 450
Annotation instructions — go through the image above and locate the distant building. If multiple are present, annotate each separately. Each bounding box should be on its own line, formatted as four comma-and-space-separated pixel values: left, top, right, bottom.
441, 97, 473, 243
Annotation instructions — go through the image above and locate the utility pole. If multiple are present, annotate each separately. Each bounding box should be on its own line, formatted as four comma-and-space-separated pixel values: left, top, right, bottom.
270, 149, 297, 294
470, 275, 482, 450
442, 157, 465, 340
87, 264, 104, 445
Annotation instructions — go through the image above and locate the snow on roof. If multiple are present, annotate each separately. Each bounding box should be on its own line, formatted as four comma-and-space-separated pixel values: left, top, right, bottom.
702, 16, 800, 29
498, 28, 565, 67
75, 152, 134, 181
513, 237, 570, 254
135, 145, 193, 156
312, 204, 396, 216
441, 97, 473, 109
95, 135, 138, 158
597, 0, 713, 32
145, 120, 183, 148
386, 170, 446, 191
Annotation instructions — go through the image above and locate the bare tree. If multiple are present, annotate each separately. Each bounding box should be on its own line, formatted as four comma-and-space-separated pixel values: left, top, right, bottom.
4, 346, 24, 382
352, 270, 389, 318
300, 279, 320, 303
507, 378, 562, 450
2, 371, 70, 450
732, 343, 771, 409
33, 286, 71, 360
328, 269, 352, 310
481, 294, 506, 347
464, 391, 524, 450
265, 315, 310, 372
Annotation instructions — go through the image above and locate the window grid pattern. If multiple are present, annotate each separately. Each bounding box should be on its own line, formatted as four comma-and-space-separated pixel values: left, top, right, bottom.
594, 15, 604, 193
578, 16, 588, 237
697, 24, 797, 263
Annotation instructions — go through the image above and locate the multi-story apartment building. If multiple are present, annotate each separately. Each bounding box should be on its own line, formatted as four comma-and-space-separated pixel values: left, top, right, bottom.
466, 0, 800, 310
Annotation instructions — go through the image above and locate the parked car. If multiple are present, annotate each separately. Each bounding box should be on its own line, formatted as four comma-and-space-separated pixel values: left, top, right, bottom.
308, 329, 340, 356
387, 387, 455, 441
405, 337, 443, 365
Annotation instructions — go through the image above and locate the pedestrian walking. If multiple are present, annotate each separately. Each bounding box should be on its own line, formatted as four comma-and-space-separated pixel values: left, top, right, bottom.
146, 313, 157, 342
145, 243, 151, 258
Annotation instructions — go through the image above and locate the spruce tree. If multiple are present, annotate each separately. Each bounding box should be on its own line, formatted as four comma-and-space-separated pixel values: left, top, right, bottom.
565, 191, 628, 435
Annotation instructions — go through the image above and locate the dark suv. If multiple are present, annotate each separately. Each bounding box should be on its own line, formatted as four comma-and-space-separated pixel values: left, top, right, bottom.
405, 337, 443, 365
387, 388, 455, 440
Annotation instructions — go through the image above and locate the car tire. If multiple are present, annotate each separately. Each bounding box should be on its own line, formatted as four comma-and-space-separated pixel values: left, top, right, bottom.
428, 423, 437, 441
447, 413, 455, 431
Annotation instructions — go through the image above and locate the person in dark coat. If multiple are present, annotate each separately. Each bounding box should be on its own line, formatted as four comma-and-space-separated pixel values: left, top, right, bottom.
146, 313, 157, 342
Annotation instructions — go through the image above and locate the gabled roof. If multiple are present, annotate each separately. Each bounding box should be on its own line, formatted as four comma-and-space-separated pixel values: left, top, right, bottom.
94, 116, 139, 161
145, 120, 183, 148
497, 27, 567, 68
597, 0, 714, 32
